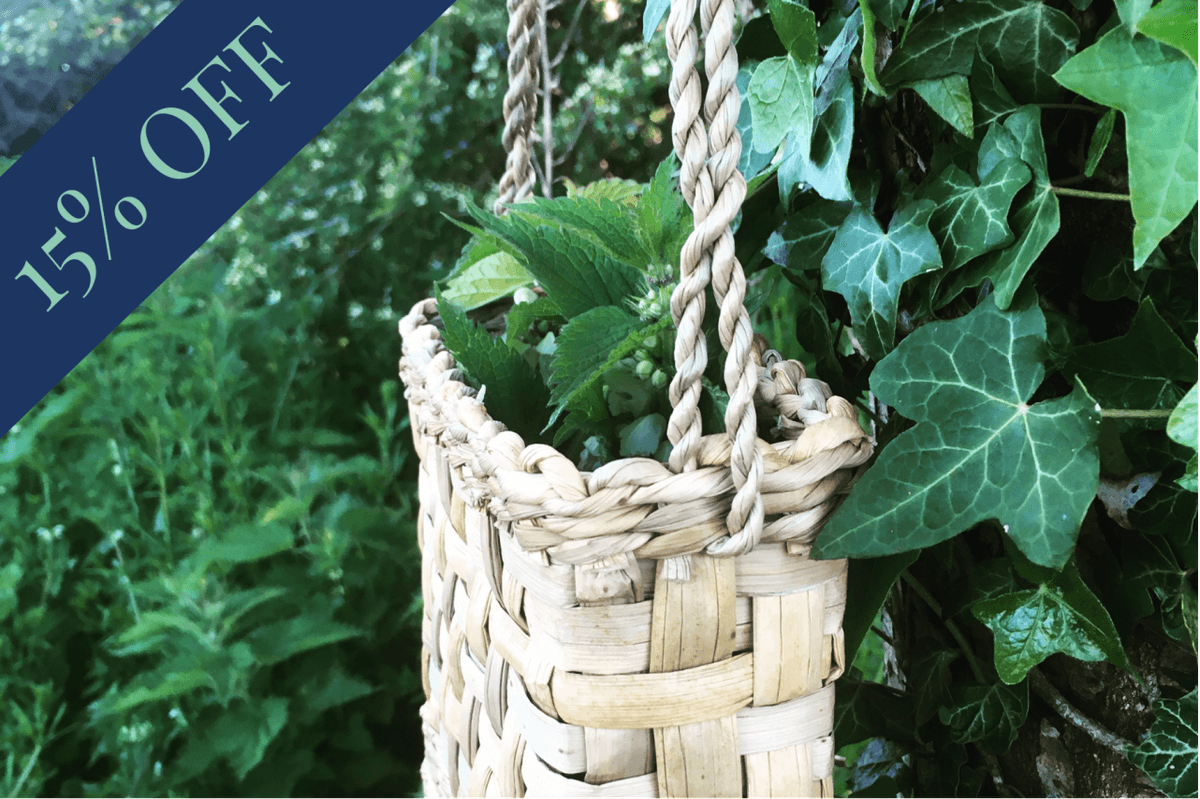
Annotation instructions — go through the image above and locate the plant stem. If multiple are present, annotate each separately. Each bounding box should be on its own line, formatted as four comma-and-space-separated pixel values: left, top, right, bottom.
1029, 668, 1134, 755
898, 0, 922, 47
902, 570, 988, 683
9, 744, 41, 798
1101, 408, 1174, 419
1051, 186, 1131, 201
1038, 103, 1105, 113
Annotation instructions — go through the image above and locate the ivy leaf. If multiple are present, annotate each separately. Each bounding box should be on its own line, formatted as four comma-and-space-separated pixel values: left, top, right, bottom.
776, 197, 853, 274
737, 69, 779, 182
920, 158, 1030, 269
1054, 25, 1199, 269
844, 551, 919, 667
943, 107, 1060, 309
748, 56, 815, 155
938, 679, 1029, 753
814, 8, 861, 117
821, 199, 942, 359
868, 0, 908, 31
1066, 299, 1195, 414
879, 0, 1079, 104
1085, 108, 1117, 178
779, 66, 854, 202
813, 294, 1102, 569
1168, 383, 1199, 491
618, 413, 666, 457
972, 559, 1135, 684
440, 251, 532, 311
1127, 689, 1199, 798
970, 53, 1020, 131
767, 0, 818, 64
437, 289, 552, 443
908, 74, 974, 138
835, 679, 922, 747
1136, 0, 1197, 65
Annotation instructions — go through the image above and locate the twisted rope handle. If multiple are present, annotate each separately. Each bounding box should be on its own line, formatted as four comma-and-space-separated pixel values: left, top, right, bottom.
666, 0, 763, 557
494, 0, 541, 215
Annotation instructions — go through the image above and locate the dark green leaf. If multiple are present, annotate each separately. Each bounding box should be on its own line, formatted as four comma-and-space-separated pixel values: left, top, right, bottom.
880, 0, 1079, 104
868, 0, 908, 31
777, 198, 853, 275
938, 679, 1029, 753
248, 616, 363, 666
835, 679, 923, 746
844, 551, 919, 667
821, 199, 942, 358
1127, 689, 1198, 798
909, 74, 974, 137
1085, 108, 1117, 178
972, 559, 1134, 684
199, 522, 294, 566
813, 294, 1101, 569
767, 0, 818, 64
970, 53, 1019, 131
1054, 25, 1199, 268
921, 158, 1030, 269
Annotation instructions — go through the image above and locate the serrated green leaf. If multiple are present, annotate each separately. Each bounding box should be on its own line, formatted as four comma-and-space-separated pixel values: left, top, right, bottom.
777, 198, 853, 274
910, 74, 975, 137
972, 559, 1134, 684
821, 199, 942, 359
970, 52, 1020, 131
566, 176, 643, 205
749, 56, 815, 157
511, 196, 649, 268
943, 107, 1060, 309
1168, 383, 1198, 491
1054, 25, 1199, 269
0, 561, 21, 623
938, 679, 1029, 753
300, 664, 377, 717
1137, 0, 1198, 65
437, 290, 552, 443
767, 0, 818, 64
1067, 300, 1194, 414
440, 251, 531, 312
547, 307, 660, 426
643, 0, 670, 42
1127, 689, 1198, 798
465, 205, 644, 318
1085, 108, 1117, 178
779, 67, 854, 201
207, 696, 290, 779
880, 0, 1079, 104
105, 670, 213, 714
813, 294, 1101, 568
199, 522, 294, 566
248, 616, 363, 666
921, 158, 1030, 269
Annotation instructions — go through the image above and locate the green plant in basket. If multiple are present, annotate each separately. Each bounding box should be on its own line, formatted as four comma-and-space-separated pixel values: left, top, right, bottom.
437, 154, 739, 468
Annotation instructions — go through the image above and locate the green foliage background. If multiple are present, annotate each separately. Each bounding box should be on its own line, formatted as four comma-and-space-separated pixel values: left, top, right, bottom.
1, 0, 1197, 796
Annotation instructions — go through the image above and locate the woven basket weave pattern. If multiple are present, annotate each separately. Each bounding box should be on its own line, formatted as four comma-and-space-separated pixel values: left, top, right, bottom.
400, 296, 873, 797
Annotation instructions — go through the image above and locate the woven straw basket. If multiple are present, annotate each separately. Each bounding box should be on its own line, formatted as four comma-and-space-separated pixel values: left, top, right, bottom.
398, 0, 874, 795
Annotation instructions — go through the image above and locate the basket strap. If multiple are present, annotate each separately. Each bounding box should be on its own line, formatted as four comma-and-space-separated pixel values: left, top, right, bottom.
494, 0, 541, 215
666, 0, 763, 557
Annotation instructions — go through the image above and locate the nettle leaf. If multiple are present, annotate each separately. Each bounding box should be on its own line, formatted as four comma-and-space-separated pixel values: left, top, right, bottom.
970, 53, 1020, 131
511, 196, 650, 268
1127, 689, 1199, 798
920, 158, 1031, 269
748, 56, 816, 156
880, 0, 1079, 104
1066, 299, 1195, 413
1054, 25, 1199, 269
437, 290, 552, 443
821, 199, 942, 358
637, 154, 692, 262
1167, 383, 1198, 491
973, 559, 1134, 684
909, 74, 974, 138
440, 251, 532, 311
942, 107, 1060, 309
1085, 108, 1117, 178
1136, 0, 1197, 65
465, 204, 643, 318
547, 306, 660, 426
780, 67, 854, 201
938, 679, 1029, 753
813, 294, 1101, 569
776, 197, 853, 274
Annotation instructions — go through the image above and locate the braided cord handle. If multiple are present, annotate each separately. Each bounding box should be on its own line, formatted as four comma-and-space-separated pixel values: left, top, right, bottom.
666, 0, 762, 558
493, 0, 762, 556
494, 0, 541, 215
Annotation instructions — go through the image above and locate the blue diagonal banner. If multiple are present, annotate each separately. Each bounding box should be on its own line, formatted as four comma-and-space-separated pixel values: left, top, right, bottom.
0, 0, 457, 435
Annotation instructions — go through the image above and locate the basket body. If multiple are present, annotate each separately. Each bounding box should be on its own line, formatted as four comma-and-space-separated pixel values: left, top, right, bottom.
400, 298, 872, 798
